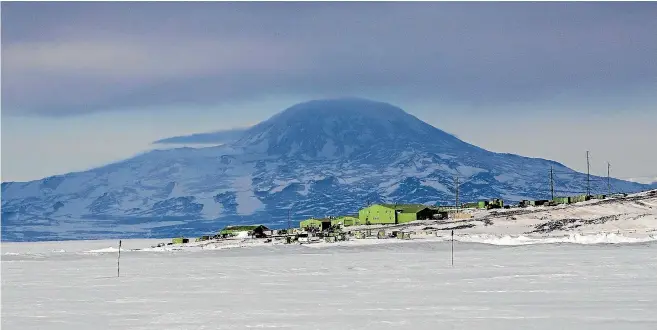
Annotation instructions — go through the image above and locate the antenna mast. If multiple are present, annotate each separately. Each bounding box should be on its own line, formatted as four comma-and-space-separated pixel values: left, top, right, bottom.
607, 162, 611, 196
586, 151, 591, 196
455, 176, 460, 211
550, 166, 555, 200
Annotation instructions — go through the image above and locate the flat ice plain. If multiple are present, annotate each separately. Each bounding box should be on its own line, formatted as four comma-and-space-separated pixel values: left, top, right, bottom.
3, 238, 657, 330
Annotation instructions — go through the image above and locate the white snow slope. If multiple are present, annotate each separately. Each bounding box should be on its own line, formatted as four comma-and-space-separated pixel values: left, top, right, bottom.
409, 190, 657, 236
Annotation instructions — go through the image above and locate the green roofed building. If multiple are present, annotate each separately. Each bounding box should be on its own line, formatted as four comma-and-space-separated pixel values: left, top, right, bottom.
301, 215, 364, 231
462, 201, 489, 209
172, 237, 189, 244
300, 218, 326, 230
337, 216, 362, 227
569, 194, 590, 203
219, 225, 270, 237
300, 218, 337, 231
553, 197, 569, 205
358, 204, 437, 225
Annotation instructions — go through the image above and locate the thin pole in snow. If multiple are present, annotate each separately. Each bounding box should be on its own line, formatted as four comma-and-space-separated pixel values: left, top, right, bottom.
117, 240, 122, 278
451, 230, 454, 267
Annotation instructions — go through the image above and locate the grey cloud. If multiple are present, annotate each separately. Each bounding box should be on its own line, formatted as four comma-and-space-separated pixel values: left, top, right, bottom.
2, 2, 656, 116
152, 127, 248, 145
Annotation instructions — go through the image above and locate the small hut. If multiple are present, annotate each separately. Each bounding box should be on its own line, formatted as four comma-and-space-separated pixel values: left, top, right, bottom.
172, 237, 189, 244
219, 225, 271, 238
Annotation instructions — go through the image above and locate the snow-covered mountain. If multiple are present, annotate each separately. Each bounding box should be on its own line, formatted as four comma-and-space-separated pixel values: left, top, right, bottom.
1, 98, 649, 241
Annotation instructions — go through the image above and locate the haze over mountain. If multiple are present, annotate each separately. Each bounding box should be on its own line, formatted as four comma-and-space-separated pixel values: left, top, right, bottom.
1, 98, 649, 241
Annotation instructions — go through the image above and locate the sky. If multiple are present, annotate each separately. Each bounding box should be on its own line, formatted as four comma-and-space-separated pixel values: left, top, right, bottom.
2, 2, 656, 183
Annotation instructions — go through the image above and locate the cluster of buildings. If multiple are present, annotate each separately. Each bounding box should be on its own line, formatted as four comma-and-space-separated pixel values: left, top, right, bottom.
548, 193, 617, 205
164, 193, 628, 246
517, 193, 624, 207
164, 204, 448, 246
299, 193, 625, 231
300, 203, 450, 231
298, 198, 518, 231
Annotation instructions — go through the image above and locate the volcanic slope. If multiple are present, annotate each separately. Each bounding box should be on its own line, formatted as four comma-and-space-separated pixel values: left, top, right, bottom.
1, 98, 647, 241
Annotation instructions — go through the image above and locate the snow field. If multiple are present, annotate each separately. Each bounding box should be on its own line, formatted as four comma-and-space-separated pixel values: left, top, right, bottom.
3, 240, 657, 330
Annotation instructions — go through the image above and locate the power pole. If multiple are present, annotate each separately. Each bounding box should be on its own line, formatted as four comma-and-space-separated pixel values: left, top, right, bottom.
550, 166, 555, 200
454, 176, 460, 211
287, 209, 291, 231
586, 151, 591, 196
607, 162, 611, 196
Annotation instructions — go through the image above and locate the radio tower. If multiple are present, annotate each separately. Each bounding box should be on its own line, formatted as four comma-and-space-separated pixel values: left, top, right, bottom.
607, 162, 611, 196
454, 176, 460, 211
586, 151, 591, 196
550, 166, 555, 200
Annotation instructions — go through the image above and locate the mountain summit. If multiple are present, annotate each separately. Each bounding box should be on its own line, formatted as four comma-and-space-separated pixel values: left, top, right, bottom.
1, 98, 648, 241
235, 98, 472, 160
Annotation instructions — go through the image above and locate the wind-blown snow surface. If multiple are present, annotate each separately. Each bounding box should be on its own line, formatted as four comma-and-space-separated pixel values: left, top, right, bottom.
3, 239, 657, 330
1, 98, 649, 241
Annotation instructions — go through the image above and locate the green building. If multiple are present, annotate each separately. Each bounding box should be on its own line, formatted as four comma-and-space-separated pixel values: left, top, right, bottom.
488, 199, 504, 209
358, 204, 436, 225
300, 215, 364, 230
219, 225, 270, 237
553, 197, 569, 205
335, 215, 362, 227
300, 218, 326, 230
300, 218, 337, 231
330, 218, 345, 227
172, 237, 189, 244
462, 200, 489, 209
569, 194, 590, 203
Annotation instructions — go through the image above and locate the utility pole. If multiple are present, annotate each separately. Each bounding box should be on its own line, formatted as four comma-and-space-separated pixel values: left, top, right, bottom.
586, 151, 591, 196
454, 176, 460, 211
287, 209, 291, 231
550, 166, 555, 200
607, 162, 611, 196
